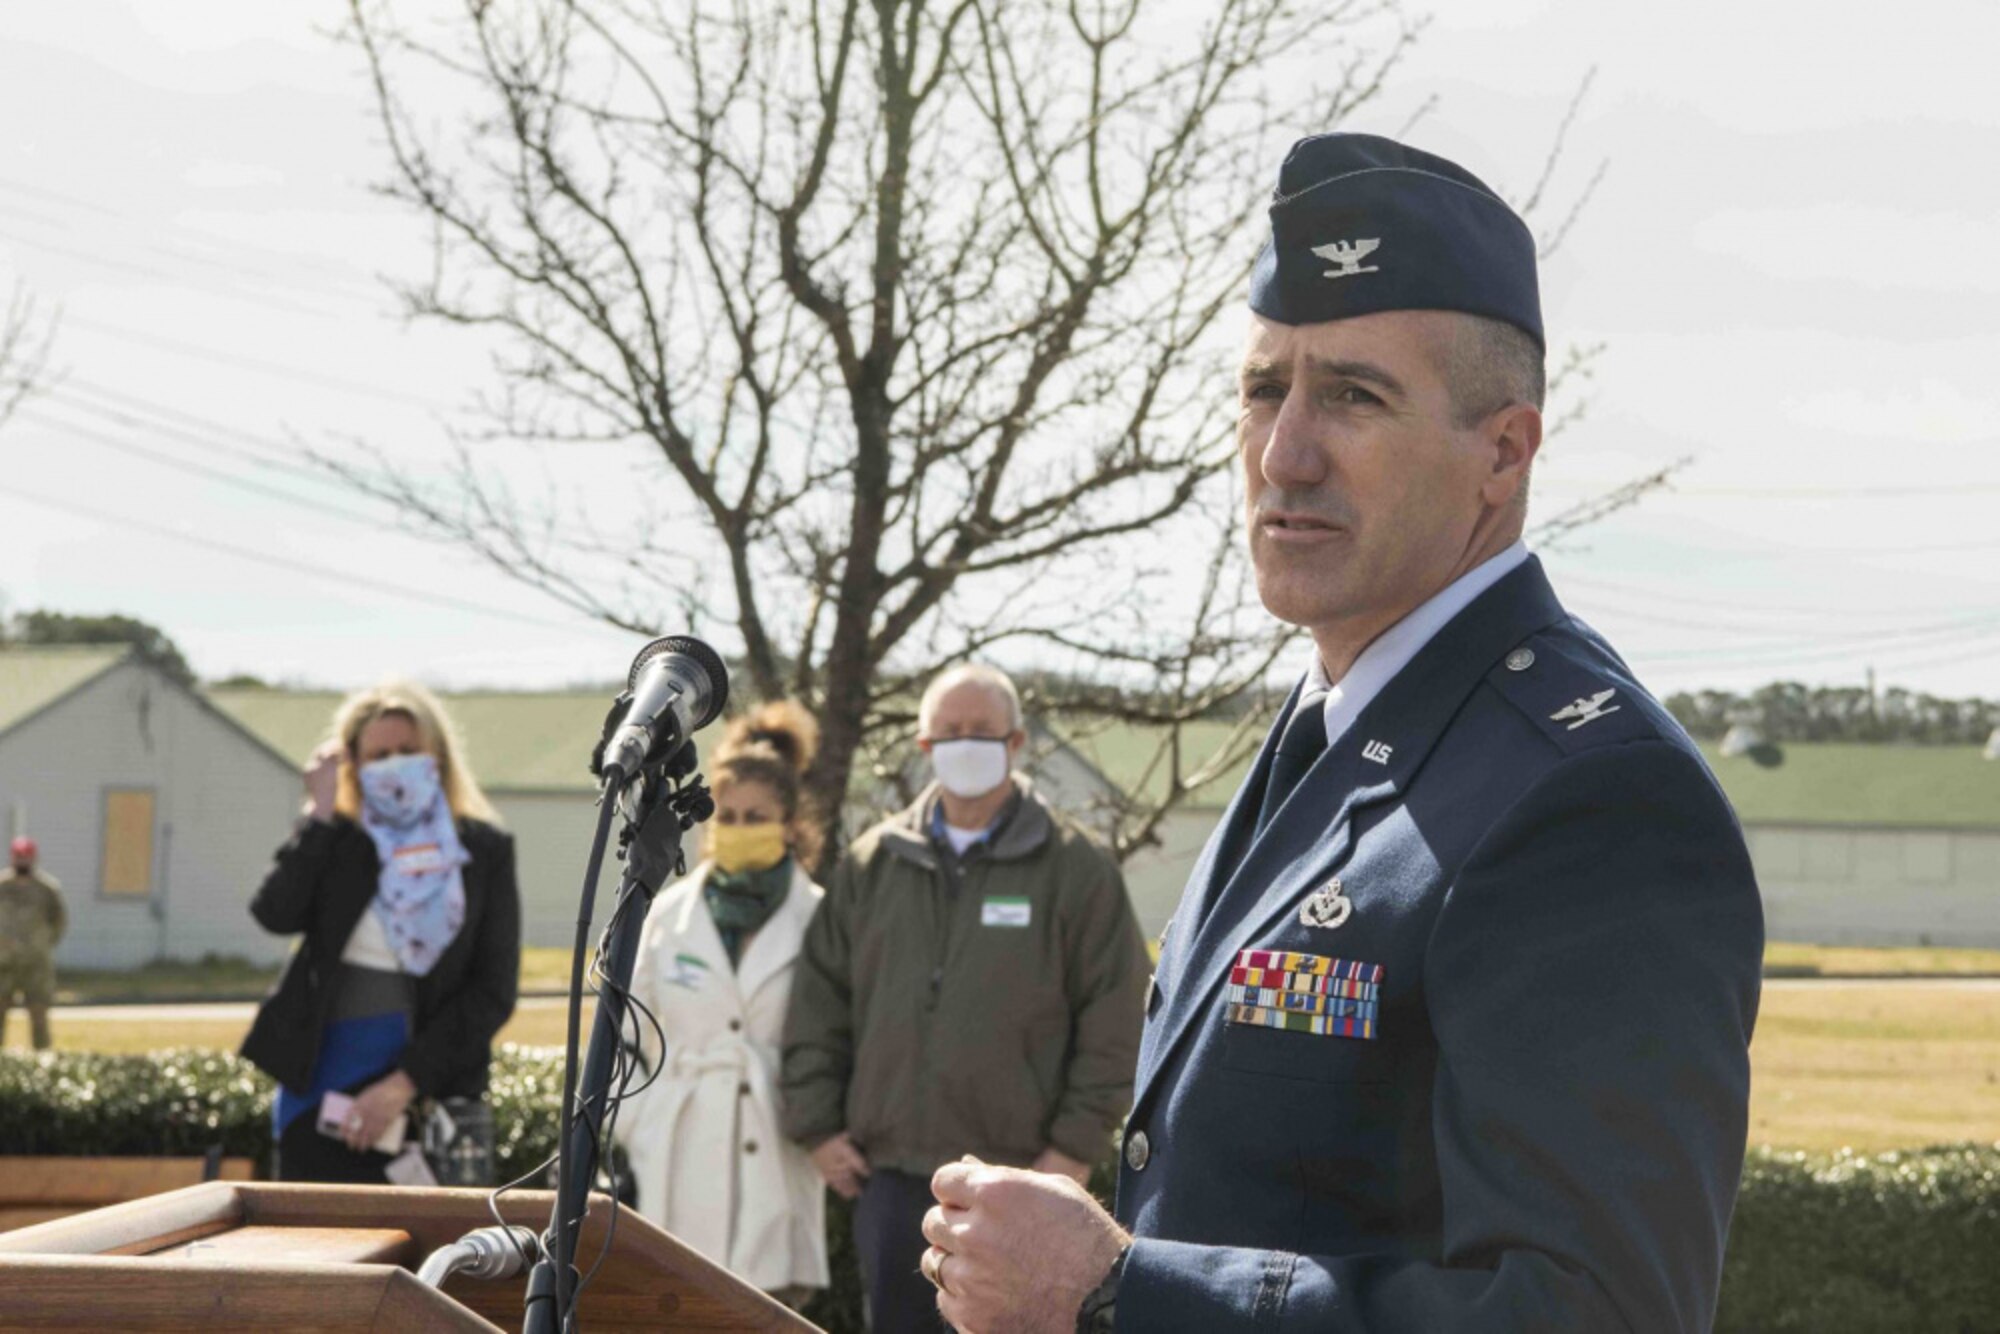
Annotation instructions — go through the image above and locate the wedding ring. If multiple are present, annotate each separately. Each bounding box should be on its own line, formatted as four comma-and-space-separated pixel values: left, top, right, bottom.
922, 1246, 953, 1295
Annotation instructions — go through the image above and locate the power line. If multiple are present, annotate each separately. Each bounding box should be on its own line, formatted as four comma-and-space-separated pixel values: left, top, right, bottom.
0, 482, 623, 636
0, 225, 350, 323
1552, 567, 1996, 626
1871, 638, 2000, 675
1667, 482, 2000, 499
35, 382, 477, 528
1569, 597, 2000, 645
57, 378, 296, 447
0, 175, 388, 296
1632, 618, 2000, 670
15, 407, 395, 530
39, 385, 343, 487
61, 315, 460, 414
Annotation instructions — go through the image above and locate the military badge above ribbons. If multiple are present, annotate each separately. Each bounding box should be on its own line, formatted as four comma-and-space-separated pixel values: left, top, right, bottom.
1299, 877, 1352, 929
1225, 949, 1383, 1040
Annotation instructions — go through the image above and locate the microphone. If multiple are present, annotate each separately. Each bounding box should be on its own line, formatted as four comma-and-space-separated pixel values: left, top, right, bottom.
416, 1224, 542, 1286
597, 635, 730, 782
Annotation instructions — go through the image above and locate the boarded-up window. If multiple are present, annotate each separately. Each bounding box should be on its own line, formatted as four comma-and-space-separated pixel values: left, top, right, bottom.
101, 789, 155, 897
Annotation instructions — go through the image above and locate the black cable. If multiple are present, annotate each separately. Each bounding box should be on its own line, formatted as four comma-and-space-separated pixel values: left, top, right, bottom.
573, 904, 659, 1305
488, 1148, 562, 1269
550, 788, 624, 1326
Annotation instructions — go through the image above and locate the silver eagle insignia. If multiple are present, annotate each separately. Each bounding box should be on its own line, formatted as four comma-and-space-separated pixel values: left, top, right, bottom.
1550, 688, 1621, 731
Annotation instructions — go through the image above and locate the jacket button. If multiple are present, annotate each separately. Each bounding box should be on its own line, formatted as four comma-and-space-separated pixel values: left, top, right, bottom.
1124, 1130, 1150, 1173
743, 1140, 758, 1154
728, 1019, 742, 1032
738, 1082, 752, 1097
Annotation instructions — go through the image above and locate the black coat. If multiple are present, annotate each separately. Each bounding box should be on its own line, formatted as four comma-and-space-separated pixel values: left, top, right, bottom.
240, 815, 521, 1098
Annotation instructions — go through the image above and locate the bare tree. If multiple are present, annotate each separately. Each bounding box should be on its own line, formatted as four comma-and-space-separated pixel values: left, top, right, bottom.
334, 0, 1425, 857
0, 282, 56, 433
335, 0, 1626, 864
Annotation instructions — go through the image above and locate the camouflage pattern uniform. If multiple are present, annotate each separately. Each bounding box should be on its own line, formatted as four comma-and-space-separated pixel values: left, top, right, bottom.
0, 867, 66, 1049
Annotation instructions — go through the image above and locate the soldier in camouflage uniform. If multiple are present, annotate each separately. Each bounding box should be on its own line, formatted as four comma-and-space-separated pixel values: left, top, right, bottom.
0, 837, 66, 1050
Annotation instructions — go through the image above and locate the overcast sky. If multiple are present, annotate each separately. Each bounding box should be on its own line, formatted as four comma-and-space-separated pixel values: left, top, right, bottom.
1, 0, 1995, 703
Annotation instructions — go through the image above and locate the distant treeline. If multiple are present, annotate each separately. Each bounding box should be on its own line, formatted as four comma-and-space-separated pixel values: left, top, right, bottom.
1666, 683, 2000, 746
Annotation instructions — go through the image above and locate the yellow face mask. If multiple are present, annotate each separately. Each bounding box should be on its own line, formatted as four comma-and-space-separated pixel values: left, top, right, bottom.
710, 821, 789, 874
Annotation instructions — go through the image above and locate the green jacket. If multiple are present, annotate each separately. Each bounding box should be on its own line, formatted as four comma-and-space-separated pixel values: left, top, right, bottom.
780, 779, 1148, 1175
0, 869, 65, 963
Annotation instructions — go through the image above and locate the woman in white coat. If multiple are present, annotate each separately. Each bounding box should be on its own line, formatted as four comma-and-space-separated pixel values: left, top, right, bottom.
616, 701, 829, 1305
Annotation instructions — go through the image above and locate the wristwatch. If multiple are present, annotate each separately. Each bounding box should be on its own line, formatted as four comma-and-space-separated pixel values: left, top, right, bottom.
1076, 1243, 1130, 1334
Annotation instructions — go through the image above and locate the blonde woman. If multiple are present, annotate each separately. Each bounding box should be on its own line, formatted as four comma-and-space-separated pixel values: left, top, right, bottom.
242, 680, 521, 1183
616, 702, 829, 1304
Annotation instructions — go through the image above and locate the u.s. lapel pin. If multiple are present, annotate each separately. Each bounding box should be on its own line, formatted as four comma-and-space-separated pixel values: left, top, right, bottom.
1299, 877, 1352, 930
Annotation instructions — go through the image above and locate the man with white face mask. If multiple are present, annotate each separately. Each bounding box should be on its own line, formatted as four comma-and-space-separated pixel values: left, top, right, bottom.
782, 663, 1149, 1333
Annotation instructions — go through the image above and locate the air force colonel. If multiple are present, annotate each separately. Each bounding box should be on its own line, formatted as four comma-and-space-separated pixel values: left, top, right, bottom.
917, 132, 1764, 1334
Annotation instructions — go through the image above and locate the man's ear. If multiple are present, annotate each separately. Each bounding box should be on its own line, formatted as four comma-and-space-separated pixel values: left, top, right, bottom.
1479, 401, 1543, 511
1006, 729, 1029, 760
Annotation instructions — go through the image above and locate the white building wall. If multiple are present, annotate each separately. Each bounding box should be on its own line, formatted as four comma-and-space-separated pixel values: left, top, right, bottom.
1751, 824, 2000, 948
0, 663, 299, 969
1114, 811, 2000, 950
489, 791, 622, 949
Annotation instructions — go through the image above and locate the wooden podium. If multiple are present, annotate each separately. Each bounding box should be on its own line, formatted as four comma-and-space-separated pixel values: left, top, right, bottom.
0, 1181, 821, 1332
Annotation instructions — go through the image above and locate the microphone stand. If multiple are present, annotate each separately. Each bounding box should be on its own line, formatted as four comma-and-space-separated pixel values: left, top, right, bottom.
523, 746, 712, 1334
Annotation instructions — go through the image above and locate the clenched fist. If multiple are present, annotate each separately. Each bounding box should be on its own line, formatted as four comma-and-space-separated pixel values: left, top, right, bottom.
923, 1156, 1128, 1334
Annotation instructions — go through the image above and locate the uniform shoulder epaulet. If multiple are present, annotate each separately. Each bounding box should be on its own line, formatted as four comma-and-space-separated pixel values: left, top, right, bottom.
1485, 627, 1664, 757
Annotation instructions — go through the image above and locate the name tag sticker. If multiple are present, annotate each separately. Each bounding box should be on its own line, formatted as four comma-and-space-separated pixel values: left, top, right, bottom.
982, 896, 1032, 928
666, 951, 711, 990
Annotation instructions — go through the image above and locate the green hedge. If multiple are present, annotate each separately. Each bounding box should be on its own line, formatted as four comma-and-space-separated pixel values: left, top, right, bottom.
3, 1050, 1995, 1332
1719, 1145, 2000, 1333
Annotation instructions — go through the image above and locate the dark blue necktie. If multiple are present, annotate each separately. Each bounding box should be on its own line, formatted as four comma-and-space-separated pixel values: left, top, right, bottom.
1256, 693, 1328, 834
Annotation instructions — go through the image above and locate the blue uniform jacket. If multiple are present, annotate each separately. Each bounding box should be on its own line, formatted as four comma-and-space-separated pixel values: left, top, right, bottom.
1115, 557, 1763, 1333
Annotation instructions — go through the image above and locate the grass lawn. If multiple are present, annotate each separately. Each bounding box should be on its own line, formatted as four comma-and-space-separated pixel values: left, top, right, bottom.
10, 976, 1997, 1155
1763, 941, 2000, 977
48, 941, 2000, 1006
7, 997, 591, 1058
54, 946, 588, 1004
1749, 980, 2000, 1153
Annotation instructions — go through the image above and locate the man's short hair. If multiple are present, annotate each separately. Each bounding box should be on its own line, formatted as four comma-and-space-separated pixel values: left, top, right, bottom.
919, 664, 1024, 735
1441, 313, 1546, 428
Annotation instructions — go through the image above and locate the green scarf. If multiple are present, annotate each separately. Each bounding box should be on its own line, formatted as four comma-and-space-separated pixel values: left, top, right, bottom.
704, 858, 794, 967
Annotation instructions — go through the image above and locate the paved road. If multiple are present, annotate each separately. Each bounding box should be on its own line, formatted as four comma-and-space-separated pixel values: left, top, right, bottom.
51, 995, 581, 1023
1762, 976, 2000, 990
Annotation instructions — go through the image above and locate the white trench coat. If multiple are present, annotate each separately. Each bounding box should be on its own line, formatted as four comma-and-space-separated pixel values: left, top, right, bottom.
614, 861, 828, 1293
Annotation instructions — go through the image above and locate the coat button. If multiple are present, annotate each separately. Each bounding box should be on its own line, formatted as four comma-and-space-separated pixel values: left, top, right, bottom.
743, 1140, 758, 1154
728, 1018, 742, 1032
1124, 1130, 1150, 1173
1505, 648, 1535, 672
738, 1082, 752, 1097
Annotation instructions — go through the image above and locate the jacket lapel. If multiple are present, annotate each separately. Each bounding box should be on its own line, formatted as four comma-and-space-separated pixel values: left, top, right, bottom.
1137, 750, 1388, 1099
734, 864, 818, 1005
1133, 558, 1567, 1111
1147, 678, 1301, 1011
672, 865, 744, 1015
